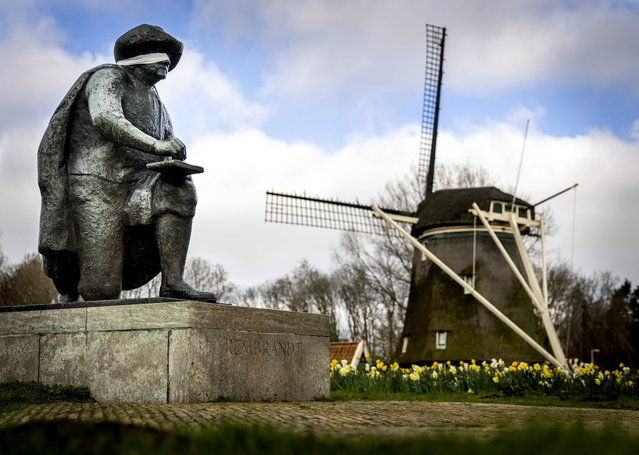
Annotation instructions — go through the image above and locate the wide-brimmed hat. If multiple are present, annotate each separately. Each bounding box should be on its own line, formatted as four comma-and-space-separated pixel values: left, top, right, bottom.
114, 24, 183, 71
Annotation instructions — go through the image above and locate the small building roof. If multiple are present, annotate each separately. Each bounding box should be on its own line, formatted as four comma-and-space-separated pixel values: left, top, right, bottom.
329, 341, 359, 362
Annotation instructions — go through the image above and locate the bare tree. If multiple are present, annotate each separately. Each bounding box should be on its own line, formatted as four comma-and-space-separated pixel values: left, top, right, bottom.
435, 162, 495, 191
251, 260, 339, 340
184, 257, 237, 302
546, 261, 634, 367
236, 285, 261, 308
0, 241, 6, 272
0, 242, 8, 295
121, 275, 161, 299
332, 264, 375, 344
0, 254, 58, 306
122, 257, 236, 302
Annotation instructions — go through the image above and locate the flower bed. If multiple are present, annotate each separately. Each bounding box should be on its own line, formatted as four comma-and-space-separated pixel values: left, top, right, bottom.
330, 358, 639, 400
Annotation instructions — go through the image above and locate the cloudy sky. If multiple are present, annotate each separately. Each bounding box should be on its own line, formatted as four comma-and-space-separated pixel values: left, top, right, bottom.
0, 0, 638, 288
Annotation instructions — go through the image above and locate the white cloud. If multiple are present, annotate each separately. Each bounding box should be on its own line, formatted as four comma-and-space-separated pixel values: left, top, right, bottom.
184, 125, 420, 286
193, 0, 639, 100
0, 19, 105, 128
0, 127, 41, 261
1, 2, 638, 293
438, 122, 639, 284
0, 19, 105, 261
157, 45, 268, 141
443, 3, 639, 94
175, 116, 639, 288
631, 119, 639, 140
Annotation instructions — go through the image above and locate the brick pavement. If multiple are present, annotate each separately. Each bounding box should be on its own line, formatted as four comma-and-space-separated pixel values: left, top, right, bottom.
1, 401, 638, 438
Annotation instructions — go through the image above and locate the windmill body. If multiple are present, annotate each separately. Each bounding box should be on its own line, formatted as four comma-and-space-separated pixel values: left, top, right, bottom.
395, 187, 545, 364
265, 24, 565, 367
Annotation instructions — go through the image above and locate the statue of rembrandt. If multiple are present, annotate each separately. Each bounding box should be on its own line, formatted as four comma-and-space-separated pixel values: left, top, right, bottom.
38, 24, 216, 303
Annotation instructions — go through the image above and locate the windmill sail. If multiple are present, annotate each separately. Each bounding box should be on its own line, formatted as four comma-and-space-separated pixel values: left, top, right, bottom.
418, 24, 446, 198
265, 191, 415, 236
264, 24, 445, 234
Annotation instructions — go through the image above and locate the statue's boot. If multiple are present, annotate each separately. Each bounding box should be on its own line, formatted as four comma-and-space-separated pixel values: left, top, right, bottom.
160, 281, 217, 302
44, 253, 80, 304
156, 213, 218, 303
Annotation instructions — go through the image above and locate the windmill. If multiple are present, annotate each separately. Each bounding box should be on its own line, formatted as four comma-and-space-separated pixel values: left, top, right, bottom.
265, 24, 568, 369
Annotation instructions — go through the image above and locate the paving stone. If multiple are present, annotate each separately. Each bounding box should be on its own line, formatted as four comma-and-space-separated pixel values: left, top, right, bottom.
1, 401, 638, 438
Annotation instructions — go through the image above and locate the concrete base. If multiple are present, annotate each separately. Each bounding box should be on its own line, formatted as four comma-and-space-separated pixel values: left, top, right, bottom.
0, 300, 330, 403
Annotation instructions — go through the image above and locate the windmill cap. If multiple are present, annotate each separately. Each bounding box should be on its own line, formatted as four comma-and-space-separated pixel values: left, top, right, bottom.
411, 186, 534, 235
114, 24, 183, 71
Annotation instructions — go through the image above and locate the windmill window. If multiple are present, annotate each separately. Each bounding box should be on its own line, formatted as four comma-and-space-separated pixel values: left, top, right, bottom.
435, 331, 447, 350
493, 201, 531, 220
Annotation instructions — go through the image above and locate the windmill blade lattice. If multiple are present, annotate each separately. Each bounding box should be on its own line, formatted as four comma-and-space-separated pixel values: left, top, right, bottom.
265, 191, 414, 236
418, 24, 446, 197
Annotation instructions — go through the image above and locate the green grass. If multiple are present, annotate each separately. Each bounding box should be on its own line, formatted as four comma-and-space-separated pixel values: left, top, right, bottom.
329, 389, 639, 409
2, 380, 637, 412
1, 419, 638, 455
0, 381, 93, 413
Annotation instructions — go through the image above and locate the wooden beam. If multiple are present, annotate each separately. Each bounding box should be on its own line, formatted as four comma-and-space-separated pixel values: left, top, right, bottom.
507, 212, 567, 367
371, 205, 566, 370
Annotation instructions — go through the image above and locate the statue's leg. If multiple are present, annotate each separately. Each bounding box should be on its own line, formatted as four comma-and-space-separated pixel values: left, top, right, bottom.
70, 176, 125, 301
156, 213, 216, 302
153, 176, 216, 302
76, 227, 125, 301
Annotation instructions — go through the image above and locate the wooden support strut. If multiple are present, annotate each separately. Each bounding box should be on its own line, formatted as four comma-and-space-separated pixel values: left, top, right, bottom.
469, 204, 546, 315
506, 212, 567, 367
470, 203, 568, 369
540, 215, 549, 305
371, 204, 567, 370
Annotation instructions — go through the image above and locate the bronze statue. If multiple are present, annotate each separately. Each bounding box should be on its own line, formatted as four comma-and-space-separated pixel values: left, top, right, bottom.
38, 24, 216, 303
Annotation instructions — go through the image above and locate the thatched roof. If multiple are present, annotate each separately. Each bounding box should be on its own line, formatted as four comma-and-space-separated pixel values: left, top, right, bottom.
412, 187, 533, 236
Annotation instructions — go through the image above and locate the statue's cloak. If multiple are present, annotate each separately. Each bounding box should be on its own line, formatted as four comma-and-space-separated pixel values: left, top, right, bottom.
37, 64, 160, 290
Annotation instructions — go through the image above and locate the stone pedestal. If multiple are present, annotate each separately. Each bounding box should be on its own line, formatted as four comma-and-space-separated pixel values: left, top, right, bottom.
0, 300, 330, 403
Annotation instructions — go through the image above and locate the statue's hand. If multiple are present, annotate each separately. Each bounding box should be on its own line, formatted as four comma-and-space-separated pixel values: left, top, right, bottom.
154, 138, 186, 160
